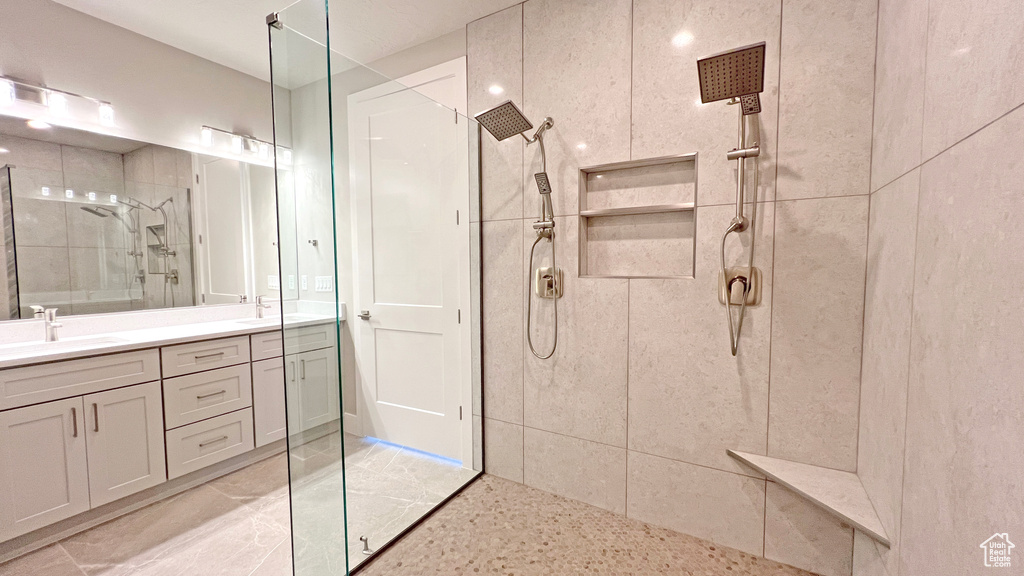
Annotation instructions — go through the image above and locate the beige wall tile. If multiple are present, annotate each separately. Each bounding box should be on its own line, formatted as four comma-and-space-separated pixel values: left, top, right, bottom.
852, 531, 897, 576
523, 217, 629, 447
769, 196, 868, 471
523, 0, 633, 217
765, 483, 854, 576
922, 0, 1024, 158
484, 417, 524, 483
632, 0, 781, 207
151, 145, 179, 188
524, 428, 627, 515
856, 169, 919, 576
629, 203, 773, 475
627, 450, 767, 556
468, 5, 524, 222
776, 0, 876, 201
0, 134, 63, 171
900, 105, 1024, 576
870, 0, 927, 192
61, 145, 124, 196
481, 219, 523, 424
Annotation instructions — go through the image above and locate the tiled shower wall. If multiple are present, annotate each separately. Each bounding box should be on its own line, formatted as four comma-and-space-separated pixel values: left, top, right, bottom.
855, 0, 1024, 574
470, 1, 876, 575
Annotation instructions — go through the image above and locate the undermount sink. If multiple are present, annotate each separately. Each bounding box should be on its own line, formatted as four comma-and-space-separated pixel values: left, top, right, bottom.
0, 336, 130, 358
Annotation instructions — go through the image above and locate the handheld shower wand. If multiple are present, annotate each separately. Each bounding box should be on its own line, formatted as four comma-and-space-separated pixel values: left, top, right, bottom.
475, 100, 560, 359
697, 42, 767, 356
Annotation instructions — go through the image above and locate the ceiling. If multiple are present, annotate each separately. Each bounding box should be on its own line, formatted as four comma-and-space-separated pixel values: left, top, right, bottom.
52, 0, 522, 82
0, 115, 146, 154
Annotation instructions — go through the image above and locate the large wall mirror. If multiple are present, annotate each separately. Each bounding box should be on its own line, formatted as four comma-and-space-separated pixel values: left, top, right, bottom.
0, 116, 288, 320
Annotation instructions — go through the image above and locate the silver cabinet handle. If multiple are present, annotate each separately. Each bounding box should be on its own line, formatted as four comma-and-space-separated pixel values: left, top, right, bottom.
357, 310, 371, 320
71, 407, 78, 438
197, 390, 227, 400
199, 435, 228, 448
290, 361, 296, 382
300, 359, 305, 380
92, 403, 99, 432
195, 352, 225, 361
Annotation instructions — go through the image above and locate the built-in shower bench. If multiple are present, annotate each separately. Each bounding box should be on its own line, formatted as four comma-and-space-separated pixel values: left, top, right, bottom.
727, 450, 891, 547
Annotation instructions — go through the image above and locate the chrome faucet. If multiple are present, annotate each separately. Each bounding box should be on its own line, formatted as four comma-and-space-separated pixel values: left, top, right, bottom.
256, 295, 272, 319
43, 308, 62, 342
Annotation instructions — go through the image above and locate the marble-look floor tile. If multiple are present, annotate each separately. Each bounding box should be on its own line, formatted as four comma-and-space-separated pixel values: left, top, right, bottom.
0, 544, 85, 576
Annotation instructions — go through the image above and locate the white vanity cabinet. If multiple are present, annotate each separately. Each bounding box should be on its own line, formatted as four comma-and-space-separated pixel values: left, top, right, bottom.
0, 397, 90, 541
84, 382, 166, 507
293, 347, 340, 432
252, 357, 286, 447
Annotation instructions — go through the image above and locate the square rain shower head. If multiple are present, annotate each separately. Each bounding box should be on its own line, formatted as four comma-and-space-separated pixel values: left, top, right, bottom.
697, 41, 767, 105
474, 100, 533, 142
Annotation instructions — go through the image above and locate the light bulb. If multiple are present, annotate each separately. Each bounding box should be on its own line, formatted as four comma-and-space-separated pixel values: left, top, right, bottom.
672, 31, 694, 47
231, 135, 242, 155
488, 85, 504, 96
0, 80, 14, 106
27, 119, 52, 130
99, 104, 115, 126
259, 142, 270, 160
48, 92, 68, 116
88, 192, 97, 201
0, 148, 8, 154
109, 194, 118, 203
41, 187, 51, 196
281, 149, 292, 165
201, 127, 213, 147
65, 189, 74, 199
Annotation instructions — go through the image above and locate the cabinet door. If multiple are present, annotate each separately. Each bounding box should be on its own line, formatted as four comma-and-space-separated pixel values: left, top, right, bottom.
0, 397, 89, 541
297, 348, 340, 431
252, 357, 286, 447
84, 382, 166, 507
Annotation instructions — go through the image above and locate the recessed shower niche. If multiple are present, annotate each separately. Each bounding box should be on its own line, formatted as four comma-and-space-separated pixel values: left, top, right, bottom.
578, 154, 697, 278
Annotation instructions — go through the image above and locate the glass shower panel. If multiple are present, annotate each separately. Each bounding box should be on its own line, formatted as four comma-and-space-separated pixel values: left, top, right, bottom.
270, 0, 483, 573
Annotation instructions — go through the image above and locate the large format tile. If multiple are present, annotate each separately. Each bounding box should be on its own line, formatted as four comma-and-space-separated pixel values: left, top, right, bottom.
468, 4, 524, 221
523, 0, 632, 217
0, 545, 85, 576
627, 451, 767, 556
632, 0, 781, 207
776, 0, 876, 200
123, 147, 155, 185
483, 417, 524, 483
151, 146, 181, 188
61, 146, 124, 197
870, 0, 928, 191
899, 105, 1024, 576
765, 483, 854, 576
856, 169, 920, 574
481, 219, 523, 424
523, 217, 629, 447
65, 203, 129, 249
0, 134, 63, 171
15, 246, 71, 306
523, 428, 627, 515
769, 196, 868, 472
921, 0, 1024, 158
628, 203, 773, 475
12, 197, 68, 248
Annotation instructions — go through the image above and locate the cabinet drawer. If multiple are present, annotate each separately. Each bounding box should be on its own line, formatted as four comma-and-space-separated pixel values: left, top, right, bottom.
163, 365, 253, 429
251, 330, 284, 361
161, 336, 250, 378
0, 349, 160, 411
284, 322, 337, 355
165, 408, 254, 479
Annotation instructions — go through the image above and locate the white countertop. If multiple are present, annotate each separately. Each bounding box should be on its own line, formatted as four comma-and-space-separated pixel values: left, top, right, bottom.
0, 313, 336, 369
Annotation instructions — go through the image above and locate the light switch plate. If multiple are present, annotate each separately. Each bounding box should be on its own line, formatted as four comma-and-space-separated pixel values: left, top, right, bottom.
301, 275, 308, 290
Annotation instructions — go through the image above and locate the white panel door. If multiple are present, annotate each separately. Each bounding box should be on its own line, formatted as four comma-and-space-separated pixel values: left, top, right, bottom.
196, 156, 253, 304
0, 397, 89, 541
296, 348, 340, 432
349, 58, 469, 461
84, 382, 166, 507
252, 357, 287, 446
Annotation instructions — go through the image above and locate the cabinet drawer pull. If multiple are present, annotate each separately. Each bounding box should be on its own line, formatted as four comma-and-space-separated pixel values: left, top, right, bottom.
71, 407, 78, 438
198, 435, 229, 448
196, 390, 227, 400
290, 361, 296, 382
92, 403, 99, 432
300, 359, 305, 380
195, 352, 225, 361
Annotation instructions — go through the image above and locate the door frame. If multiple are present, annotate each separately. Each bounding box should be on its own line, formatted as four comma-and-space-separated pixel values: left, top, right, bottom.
346, 57, 473, 465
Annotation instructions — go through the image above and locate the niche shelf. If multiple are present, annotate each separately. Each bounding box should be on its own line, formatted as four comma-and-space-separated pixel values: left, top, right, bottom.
727, 450, 891, 547
578, 154, 697, 279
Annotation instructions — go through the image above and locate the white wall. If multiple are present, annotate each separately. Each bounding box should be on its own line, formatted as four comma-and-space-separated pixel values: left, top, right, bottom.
0, 0, 273, 157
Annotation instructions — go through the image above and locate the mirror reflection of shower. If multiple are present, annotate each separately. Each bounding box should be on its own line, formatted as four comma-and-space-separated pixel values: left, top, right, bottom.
79, 192, 188, 308
474, 100, 560, 359
697, 41, 767, 356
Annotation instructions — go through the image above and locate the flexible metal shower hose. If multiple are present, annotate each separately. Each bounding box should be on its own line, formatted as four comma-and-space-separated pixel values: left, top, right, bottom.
527, 231, 557, 359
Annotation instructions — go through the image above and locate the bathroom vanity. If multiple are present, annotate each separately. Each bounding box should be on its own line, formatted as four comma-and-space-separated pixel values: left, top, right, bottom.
0, 315, 338, 543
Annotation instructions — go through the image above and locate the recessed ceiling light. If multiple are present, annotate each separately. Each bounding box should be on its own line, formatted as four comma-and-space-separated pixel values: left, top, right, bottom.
27, 119, 52, 130
0, 147, 9, 154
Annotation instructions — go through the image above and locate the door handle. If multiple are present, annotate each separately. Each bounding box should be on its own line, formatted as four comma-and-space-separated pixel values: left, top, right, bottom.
92, 403, 99, 432
357, 310, 371, 320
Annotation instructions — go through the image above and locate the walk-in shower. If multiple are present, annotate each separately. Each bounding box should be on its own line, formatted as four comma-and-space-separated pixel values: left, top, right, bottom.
475, 100, 560, 359
697, 41, 766, 356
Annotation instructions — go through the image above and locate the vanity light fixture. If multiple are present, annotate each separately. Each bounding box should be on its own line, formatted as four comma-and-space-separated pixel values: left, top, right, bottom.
65, 189, 74, 199
201, 127, 214, 146
200, 125, 291, 166
41, 186, 50, 196
27, 119, 51, 130
87, 192, 97, 201
109, 194, 118, 203
231, 135, 243, 155
0, 76, 114, 127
